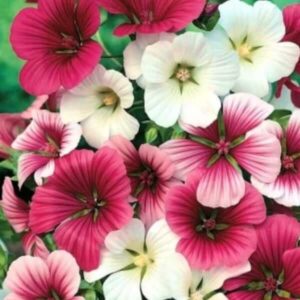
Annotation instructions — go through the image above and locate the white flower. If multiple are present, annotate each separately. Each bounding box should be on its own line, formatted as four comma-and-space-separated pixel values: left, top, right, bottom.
124, 33, 175, 88
141, 32, 239, 128
207, 0, 300, 98
60, 65, 139, 148
171, 262, 251, 300
84, 219, 189, 300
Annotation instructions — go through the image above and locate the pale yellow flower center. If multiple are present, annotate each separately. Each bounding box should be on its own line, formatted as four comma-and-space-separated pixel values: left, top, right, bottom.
237, 43, 252, 60
102, 91, 119, 106
176, 67, 192, 82
133, 253, 153, 268
190, 291, 204, 300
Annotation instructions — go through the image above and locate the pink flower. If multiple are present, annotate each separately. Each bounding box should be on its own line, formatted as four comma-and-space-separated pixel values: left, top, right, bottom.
4, 250, 83, 300
98, 0, 206, 36
0, 114, 27, 159
252, 111, 300, 207
12, 110, 81, 188
224, 215, 300, 300
1, 177, 49, 259
161, 93, 281, 207
29, 148, 133, 271
10, 0, 102, 95
105, 136, 179, 228
166, 173, 266, 270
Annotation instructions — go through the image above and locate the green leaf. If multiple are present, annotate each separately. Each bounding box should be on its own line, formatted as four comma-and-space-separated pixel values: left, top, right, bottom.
82, 289, 97, 300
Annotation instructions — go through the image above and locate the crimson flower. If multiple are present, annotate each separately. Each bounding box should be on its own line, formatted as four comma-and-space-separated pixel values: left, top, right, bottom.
11, 0, 102, 95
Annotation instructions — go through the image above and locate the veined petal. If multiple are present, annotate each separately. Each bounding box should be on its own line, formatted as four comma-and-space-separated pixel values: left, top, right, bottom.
286, 110, 300, 154
34, 159, 55, 186
22, 231, 49, 259
60, 123, 82, 156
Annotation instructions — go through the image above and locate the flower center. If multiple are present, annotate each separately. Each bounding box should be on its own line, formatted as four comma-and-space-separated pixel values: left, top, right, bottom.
237, 43, 252, 60
282, 155, 295, 170
264, 277, 277, 292
98, 89, 120, 107
215, 139, 230, 156
139, 170, 155, 187
176, 67, 192, 82
203, 218, 216, 231
56, 33, 81, 55
133, 253, 153, 268
190, 291, 203, 300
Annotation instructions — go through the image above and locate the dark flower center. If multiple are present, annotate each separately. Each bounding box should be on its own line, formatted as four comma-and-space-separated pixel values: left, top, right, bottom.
139, 170, 155, 187
203, 218, 216, 231
38, 135, 60, 157
264, 277, 277, 292
282, 155, 295, 170
215, 138, 230, 156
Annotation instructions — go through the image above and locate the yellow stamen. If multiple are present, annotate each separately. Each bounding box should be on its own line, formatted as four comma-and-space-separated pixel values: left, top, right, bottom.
102, 92, 119, 106
133, 253, 153, 268
190, 291, 204, 300
237, 43, 252, 60
176, 67, 191, 82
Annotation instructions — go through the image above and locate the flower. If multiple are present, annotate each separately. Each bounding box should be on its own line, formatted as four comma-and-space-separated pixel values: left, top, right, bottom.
252, 111, 300, 206
166, 173, 266, 270
124, 33, 175, 88
0, 114, 27, 159
141, 31, 239, 128
224, 214, 300, 300
10, 0, 102, 95
84, 218, 189, 300
98, 0, 206, 36
12, 110, 81, 188
207, 0, 300, 97
4, 250, 83, 300
60, 65, 139, 148
29, 148, 133, 271
1, 177, 49, 259
105, 135, 179, 228
161, 93, 281, 207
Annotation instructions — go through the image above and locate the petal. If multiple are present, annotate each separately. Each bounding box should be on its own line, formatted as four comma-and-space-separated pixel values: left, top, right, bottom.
47, 250, 81, 299
223, 93, 274, 141
1, 177, 29, 232
196, 158, 246, 208
34, 159, 55, 186
4, 256, 50, 298
209, 294, 228, 300
232, 131, 281, 183
286, 109, 300, 154
22, 231, 49, 259
180, 84, 220, 128
104, 218, 145, 254
160, 139, 214, 181
227, 291, 265, 300
102, 269, 142, 300
60, 122, 82, 156
145, 80, 182, 127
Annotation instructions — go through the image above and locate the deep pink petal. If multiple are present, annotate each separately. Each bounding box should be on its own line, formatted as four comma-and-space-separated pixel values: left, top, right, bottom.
196, 158, 245, 208
160, 139, 214, 180
223, 93, 274, 141
1, 177, 29, 233
286, 110, 300, 154
22, 231, 49, 259
227, 291, 264, 300
232, 131, 281, 183
47, 250, 81, 298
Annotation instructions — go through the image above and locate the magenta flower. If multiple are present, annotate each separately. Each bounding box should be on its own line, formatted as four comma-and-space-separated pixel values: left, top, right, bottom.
224, 215, 300, 300
4, 250, 83, 300
98, 0, 206, 36
0, 114, 27, 159
29, 148, 133, 271
1, 177, 49, 259
12, 110, 81, 188
166, 173, 266, 270
161, 93, 281, 207
252, 111, 300, 207
10, 0, 102, 95
106, 136, 179, 228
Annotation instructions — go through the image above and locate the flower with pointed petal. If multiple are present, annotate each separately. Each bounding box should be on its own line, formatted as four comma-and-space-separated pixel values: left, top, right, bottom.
85, 218, 188, 300
4, 250, 83, 300
105, 135, 179, 228
207, 0, 300, 98
141, 31, 239, 128
161, 93, 281, 207
225, 215, 300, 300
60, 65, 139, 148
10, 0, 102, 95
124, 33, 175, 88
98, 0, 206, 36
252, 111, 300, 207
29, 148, 133, 271
12, 110, 81, 188
166, 173, 266, 270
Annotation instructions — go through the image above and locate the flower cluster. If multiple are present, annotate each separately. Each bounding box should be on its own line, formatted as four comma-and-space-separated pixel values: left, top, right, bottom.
1, 0, 300, 299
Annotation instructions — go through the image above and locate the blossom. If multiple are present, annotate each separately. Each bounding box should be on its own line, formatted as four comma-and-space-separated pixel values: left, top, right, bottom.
12, 110, 81, 188
105, 135, 179, 228
29, 148, 133, 271
141, 31, 239, 128
4, 250, 83, 300
60, 65, 139, 148
98, 0, 206, 36
252, 111, 300, 206
166, 173, 266, 270
207, 0, 300, 97
224, 214, 300, 300
85, 218, 189, 300
161, 93, 281, 207
0, 114, 27, 159
10, 0, 102, 95
124, 33, 175, 88
1, 177, 49, 259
